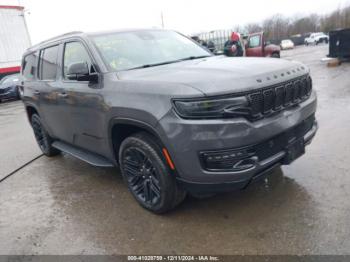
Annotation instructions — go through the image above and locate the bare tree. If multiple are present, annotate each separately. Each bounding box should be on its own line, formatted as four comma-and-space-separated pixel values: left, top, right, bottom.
232, 3, 350, 42
244, 23, 262, 34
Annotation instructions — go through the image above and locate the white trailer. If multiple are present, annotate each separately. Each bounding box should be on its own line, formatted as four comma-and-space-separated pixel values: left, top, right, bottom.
0, 5, 31, 79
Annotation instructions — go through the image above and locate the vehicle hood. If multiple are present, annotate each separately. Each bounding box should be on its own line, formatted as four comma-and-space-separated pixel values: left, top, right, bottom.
0, 84, 11, 89
117, 56, 309, 96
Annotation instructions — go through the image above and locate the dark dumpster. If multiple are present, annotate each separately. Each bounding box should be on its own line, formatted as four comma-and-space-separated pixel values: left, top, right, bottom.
329, 28, 350, 59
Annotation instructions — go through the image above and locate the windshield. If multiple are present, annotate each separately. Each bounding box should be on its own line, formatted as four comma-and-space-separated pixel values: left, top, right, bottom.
0, 74, 19, 85
90, 30, 212, 71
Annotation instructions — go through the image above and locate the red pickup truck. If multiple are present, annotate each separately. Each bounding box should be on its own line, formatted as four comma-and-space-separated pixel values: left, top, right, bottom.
245, 32, 280, 58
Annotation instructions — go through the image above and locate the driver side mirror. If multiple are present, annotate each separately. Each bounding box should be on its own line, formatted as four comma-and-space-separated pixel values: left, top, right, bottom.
66, 62, 98, 82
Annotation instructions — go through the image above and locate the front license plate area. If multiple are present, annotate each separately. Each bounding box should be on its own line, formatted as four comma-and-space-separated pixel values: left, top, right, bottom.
283, 138, 305, 164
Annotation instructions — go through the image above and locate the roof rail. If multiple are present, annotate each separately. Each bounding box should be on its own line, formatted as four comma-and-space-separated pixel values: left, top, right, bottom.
30, 31, 84, 49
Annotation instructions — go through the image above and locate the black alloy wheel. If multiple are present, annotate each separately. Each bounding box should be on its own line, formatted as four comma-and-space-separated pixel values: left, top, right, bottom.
119, 132, 186, 213
31, 114, 60, 156
32, 116, 46, 151
123, 147, 161, 205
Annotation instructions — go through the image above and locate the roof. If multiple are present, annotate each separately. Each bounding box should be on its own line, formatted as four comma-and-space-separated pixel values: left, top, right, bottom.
86, 28, 163, 37
27, 31, 85, 52
330, 28, 350, 32
0, 5, 24, 10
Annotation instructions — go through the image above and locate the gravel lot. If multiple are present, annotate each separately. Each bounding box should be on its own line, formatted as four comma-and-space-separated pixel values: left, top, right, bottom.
0, 44, 349, 255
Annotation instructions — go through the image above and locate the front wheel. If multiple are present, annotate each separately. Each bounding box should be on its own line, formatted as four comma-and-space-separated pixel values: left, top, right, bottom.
17, 86, 23, 100
119, 132, 186, 213
271, 52, 280, 58
31, 114, 60, 156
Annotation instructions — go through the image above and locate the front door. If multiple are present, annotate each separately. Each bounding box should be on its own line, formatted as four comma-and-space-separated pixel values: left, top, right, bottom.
246, 33, 264, 57
59, 41, 107, 155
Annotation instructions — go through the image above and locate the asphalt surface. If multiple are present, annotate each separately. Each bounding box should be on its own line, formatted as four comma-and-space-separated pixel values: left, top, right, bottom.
0, 102, 41, 181
0, 45, 350, 255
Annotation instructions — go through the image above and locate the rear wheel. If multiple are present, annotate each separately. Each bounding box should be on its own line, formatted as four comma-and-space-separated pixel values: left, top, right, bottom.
119, 132, 186, 213
31, 114, 60, 156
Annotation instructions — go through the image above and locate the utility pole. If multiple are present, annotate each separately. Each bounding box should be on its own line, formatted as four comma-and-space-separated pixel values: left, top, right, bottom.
161, 11, 164, 28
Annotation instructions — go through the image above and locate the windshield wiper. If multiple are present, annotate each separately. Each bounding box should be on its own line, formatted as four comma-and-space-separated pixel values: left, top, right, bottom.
124, 56, 212, 71
178, 55, 212, 61
125, 60, 184, 71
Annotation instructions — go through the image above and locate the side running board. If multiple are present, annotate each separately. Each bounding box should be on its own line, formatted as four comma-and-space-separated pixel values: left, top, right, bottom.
52, 141, 114, 168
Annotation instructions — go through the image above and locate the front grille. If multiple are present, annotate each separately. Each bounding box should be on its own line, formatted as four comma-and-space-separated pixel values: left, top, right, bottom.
0, 87, 11, 94
200, 114, 315, 171
247, 75, 312, 120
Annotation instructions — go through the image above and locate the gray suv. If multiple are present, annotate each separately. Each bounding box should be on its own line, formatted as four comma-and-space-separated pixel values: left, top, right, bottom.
21, 29, 317, 213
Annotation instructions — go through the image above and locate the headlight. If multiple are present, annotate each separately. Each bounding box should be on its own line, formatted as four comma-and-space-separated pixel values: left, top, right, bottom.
173, 96, 249, 119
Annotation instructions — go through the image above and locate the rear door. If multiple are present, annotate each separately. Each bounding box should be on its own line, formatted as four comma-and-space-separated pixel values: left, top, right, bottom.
37, 44, 74, 142
246, 33, 264, 57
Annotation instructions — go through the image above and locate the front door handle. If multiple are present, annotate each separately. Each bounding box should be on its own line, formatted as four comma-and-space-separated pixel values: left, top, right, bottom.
58, 93, 68, 98
34, 90, 40, 95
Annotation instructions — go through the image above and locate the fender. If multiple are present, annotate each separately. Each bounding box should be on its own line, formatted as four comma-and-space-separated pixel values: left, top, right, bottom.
23, 102, 40, 121
23, 102, 57, 138
107, 117, 169, 164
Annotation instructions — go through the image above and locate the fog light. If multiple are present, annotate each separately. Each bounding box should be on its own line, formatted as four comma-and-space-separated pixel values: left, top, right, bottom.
201, 147, 256, 171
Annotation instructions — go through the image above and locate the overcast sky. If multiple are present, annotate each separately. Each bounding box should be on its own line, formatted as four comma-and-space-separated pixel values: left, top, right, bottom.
1, 0, 350, 44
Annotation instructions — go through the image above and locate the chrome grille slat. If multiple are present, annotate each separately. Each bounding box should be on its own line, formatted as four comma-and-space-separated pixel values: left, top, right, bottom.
274, 86, 284, 110
284, 83, 293, 106
263, 89, 274, 113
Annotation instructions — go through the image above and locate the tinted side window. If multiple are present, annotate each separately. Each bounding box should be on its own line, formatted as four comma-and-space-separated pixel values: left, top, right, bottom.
63, 42, 94, 79
22, 53, 38, 80
249, 35, 261, 48
39, 45, 59, 80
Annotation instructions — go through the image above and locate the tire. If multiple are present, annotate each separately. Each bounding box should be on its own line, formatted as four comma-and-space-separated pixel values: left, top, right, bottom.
271, 52, 280, 58
119, 132, 186, 213
31, 114, 60, 157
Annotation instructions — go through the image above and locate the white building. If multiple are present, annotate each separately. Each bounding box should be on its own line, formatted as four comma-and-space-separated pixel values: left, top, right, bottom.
0, 5, 31, 78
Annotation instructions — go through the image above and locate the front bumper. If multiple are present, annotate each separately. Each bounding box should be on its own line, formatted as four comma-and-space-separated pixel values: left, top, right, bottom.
177, 120, 317, 194
157, 91, 317, 188
0, 88, 18, 100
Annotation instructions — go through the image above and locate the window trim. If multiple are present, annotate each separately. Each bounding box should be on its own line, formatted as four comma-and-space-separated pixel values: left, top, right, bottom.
61, 39, 98, 83
37, 44, 60, 82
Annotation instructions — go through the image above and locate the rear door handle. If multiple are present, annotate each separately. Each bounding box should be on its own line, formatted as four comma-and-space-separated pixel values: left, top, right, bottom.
58, 92, 68, 98
34, 90, 40, 95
